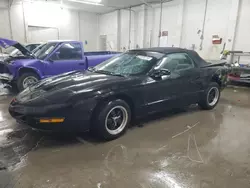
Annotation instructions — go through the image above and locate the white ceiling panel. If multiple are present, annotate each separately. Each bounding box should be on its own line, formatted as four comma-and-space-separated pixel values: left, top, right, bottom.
63, 1, 114, 13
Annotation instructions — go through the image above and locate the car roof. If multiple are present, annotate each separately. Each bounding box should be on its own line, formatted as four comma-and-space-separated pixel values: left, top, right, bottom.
47, 40, 79, 43
130, 47, 208, 66
130, 47, 190, 54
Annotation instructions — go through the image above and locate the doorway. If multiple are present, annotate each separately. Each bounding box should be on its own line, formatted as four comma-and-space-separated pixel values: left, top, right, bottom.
28, 26, 59, 43
99, 35, 107, 51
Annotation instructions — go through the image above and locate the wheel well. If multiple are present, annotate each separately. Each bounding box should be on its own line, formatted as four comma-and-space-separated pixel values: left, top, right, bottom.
91, 94, 135, 122
211, 75, 222, 87
18, 68, 40, 79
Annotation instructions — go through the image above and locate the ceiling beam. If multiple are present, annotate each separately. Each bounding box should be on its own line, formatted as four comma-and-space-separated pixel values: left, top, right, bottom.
140, 0, 153, 8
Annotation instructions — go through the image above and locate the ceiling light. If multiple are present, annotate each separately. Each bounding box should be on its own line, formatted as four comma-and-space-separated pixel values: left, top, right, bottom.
83, 0, 102, 3
68, 0, 104, 6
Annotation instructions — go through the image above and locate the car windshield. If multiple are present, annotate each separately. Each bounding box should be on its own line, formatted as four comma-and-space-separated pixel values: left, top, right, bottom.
93, 51, 165, 76
34, 42, 58, 60
32, 44, 45, 54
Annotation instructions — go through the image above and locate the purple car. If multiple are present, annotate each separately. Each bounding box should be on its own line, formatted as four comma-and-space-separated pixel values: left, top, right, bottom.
0, 38, 120, 91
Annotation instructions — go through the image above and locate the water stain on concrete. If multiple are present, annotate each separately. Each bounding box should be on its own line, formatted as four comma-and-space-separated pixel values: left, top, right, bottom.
1, 86, 250, 188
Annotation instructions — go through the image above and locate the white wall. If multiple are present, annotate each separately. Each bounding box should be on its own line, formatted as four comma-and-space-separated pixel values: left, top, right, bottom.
0, 8, 11, 39
120, 9, 130, 51
0, 1, 99, 51
99, 11, 118, 51
181, 0, 205, 50
180, 0, 232, 60
98, 0, 250, 61
234, 0, 250, 51
0, 0, 11, 39
10, 4, 25, 43
0, 0, 8, 8
160, 0, 181, 47
79, 11, 99, 51
133, 5, 145, 49
232, 0, 250, 64
99, 5, 151, 51
1, 0, 250, 59
24, 2, 80, 41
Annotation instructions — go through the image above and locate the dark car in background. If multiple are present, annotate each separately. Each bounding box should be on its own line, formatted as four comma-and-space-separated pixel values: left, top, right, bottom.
9, 47, 228, 140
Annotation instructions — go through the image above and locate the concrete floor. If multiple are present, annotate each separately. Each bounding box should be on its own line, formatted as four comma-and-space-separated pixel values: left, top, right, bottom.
1, 86, 250, 188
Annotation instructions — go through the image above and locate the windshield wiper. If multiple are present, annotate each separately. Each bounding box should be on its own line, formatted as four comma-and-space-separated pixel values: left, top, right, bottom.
87, 67, 96, 72
94, 70, 124, 77
109, 72, 125, 77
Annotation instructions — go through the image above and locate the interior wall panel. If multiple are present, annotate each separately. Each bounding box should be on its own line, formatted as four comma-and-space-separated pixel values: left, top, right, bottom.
99, 11, 118, 51
0, 8, 11, 39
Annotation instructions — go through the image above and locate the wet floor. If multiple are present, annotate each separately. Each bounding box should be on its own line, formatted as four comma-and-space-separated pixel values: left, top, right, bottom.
1, 84, 250, 188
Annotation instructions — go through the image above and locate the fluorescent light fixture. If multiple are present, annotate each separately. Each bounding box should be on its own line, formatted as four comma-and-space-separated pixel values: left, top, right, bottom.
83, 0, 102, 3
68, 0, 104, 6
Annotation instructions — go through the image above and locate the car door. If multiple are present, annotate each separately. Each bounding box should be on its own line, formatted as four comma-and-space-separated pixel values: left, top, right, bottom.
169, 53, 202, 105
45, 42, 85, 76
143, 56, 185, 113
143, 53, 201, 112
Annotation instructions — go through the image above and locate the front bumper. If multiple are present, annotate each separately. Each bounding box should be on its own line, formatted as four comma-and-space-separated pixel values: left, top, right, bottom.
0, 62, 14, 82
0, 73, 13, 81
8, 101, 95, 132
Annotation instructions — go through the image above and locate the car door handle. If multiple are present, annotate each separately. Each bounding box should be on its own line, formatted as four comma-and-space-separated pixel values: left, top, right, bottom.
79, 63, 85, 65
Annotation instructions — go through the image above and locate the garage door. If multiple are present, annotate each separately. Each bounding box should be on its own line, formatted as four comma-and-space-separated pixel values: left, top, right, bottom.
28, 26, 59, 43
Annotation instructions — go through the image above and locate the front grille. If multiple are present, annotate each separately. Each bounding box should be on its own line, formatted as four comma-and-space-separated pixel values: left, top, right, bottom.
0, 63, 10, 74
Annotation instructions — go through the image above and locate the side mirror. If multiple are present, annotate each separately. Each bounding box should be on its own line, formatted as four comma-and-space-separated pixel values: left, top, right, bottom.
55, 51, 60, 56
150, 68, 171, 80
48, 58, 54, 63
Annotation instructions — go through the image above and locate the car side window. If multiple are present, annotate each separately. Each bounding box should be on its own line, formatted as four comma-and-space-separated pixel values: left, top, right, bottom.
156, 53, 195, 72
51, 43, 82, 61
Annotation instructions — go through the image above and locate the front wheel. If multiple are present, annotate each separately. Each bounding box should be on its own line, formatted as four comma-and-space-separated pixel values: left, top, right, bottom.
93, 99, 131, 140
198, 82, 220, 110
17, 72, 39, 91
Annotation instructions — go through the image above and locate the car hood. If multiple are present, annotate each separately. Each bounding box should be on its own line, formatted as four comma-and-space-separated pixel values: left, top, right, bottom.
17, 71, 137, 105
32, 71, 133, 92
0, 38, 32, 56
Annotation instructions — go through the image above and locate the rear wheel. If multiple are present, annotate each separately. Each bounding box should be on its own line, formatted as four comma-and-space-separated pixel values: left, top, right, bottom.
93, 99, 131, 140
17, 72, 39, 91
198, 82, 220, 110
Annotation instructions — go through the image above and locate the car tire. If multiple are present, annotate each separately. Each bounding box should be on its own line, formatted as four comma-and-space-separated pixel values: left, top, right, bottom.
198, 82, 220, 110
17, 72, 39, 91
93, 99, 131, 140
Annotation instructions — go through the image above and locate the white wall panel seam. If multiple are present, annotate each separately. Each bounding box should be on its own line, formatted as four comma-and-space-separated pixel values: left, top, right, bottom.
21, 0, 27, 43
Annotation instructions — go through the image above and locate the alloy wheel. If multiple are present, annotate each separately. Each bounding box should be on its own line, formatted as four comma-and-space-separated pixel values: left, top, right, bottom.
105, 106, 128, 135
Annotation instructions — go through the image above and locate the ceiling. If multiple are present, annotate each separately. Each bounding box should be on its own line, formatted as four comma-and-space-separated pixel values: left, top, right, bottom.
22, 0, 163, 13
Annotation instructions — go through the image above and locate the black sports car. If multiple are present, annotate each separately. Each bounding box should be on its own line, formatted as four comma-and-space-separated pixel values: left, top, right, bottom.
9, 48, 228, 140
